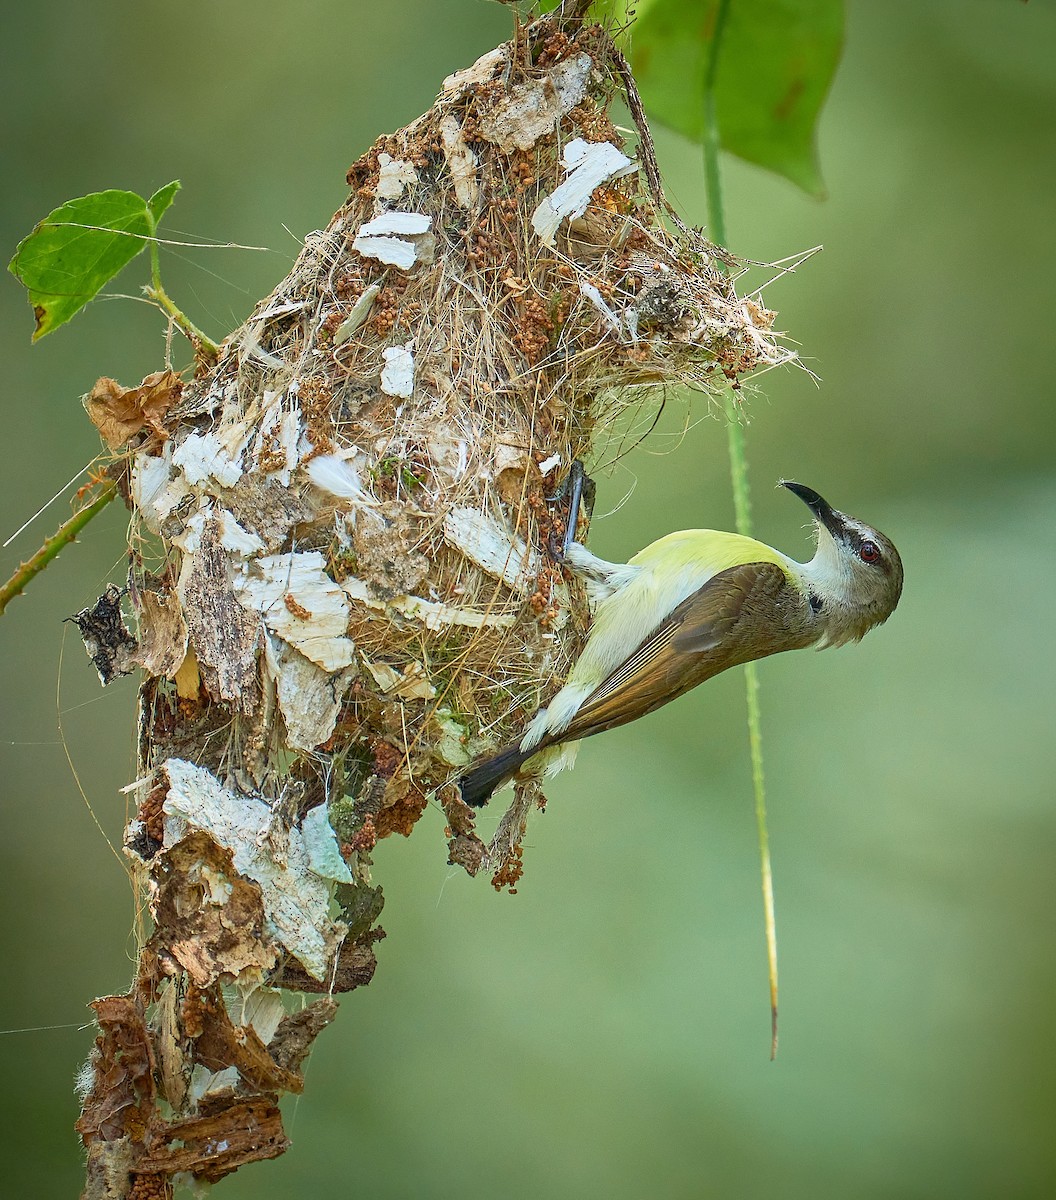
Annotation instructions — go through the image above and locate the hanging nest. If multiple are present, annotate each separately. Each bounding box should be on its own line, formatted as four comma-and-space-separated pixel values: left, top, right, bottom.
116, 14, 797, 894
76, 11, 798, 1193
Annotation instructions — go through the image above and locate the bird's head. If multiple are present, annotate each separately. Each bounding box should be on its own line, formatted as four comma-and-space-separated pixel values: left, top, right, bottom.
781, 481, 904, 647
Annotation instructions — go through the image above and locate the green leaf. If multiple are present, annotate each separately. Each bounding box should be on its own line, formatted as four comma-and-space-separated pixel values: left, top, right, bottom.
8, 188, 162, 340
629, 0, 844, 197
147, 179, 181, 224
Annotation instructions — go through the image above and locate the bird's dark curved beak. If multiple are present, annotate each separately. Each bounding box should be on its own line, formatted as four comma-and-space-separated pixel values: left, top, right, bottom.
780, 480, 844, 538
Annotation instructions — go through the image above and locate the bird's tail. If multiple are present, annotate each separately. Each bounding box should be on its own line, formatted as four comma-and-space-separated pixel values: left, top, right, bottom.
458, 742, 535, 808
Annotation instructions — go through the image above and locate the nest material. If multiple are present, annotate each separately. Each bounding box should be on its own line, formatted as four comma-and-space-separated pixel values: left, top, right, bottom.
122, 16, 796, 890
112, 35, 801, 960
94, 12, 805, 947
75, 14, 801, 1193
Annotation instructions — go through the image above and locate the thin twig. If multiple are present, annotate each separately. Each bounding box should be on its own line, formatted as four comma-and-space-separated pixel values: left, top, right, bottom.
608, 44, 693, 238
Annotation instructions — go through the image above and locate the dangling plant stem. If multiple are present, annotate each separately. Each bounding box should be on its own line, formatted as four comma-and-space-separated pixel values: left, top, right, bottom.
702, 0, 779, 1060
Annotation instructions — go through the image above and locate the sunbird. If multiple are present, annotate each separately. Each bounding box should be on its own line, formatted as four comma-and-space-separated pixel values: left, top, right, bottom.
459, 480, 903, 807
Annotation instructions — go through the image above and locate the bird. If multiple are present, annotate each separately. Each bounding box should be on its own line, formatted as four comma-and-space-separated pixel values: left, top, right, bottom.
458, 480, 903, 807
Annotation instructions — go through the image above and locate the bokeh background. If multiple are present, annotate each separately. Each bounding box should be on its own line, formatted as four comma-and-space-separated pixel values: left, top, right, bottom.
2, 1, 1054, 1196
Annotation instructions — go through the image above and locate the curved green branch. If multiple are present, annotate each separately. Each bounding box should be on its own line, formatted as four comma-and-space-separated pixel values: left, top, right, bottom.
0, 481, 118, 617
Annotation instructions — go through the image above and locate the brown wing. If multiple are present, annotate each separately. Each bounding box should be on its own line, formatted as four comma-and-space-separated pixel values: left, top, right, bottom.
554, 561, 808, 745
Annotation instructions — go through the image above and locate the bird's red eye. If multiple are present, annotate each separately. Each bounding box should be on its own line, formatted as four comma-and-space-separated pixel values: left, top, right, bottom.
859, 540, 880, 564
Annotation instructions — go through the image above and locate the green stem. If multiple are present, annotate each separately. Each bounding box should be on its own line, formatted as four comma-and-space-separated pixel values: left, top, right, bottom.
703, 0, 732, 249
703, 0, 779, 1059
146, 218, 220, 360
0, 481, 118, 617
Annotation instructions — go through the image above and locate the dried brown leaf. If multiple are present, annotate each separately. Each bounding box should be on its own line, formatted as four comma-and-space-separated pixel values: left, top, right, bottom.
268, 935, 379, 994
77, 996, 156, 1147
190, 983, 305, 1094
267, 997, 339, 1075
136, 1096, 288, 1182
153, 981, 189, 1111
149, 831, 279, 986
85, 370, 181, 449
132, 588, 189, 678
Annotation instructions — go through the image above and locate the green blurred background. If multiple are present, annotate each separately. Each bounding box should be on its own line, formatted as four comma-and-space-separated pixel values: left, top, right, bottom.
2, 1, 1054, 1195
